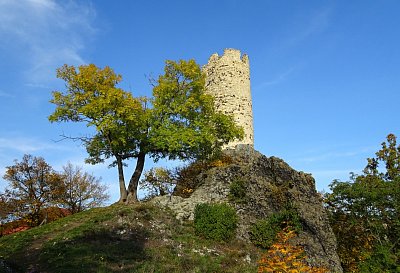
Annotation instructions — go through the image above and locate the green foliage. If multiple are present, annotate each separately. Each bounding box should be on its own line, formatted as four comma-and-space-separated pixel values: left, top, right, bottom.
325, 134, 400, 272
150, 59, 243, 161
49, 60, 243, 202
358, 244, 400, 273
194, 203, 238, 242
229, 179, 247, 202
49, 64, 147, 202
249, 207, 301, 249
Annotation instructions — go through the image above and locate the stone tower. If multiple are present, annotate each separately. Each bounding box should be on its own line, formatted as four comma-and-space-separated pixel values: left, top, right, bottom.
203, 48, 254, 148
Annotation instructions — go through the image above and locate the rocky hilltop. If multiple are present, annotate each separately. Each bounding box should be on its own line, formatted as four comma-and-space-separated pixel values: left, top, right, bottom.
153, 146, 343, 272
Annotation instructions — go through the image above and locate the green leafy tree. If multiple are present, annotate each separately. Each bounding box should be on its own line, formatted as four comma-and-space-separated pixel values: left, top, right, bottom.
49, 64, 146, 203
49, 60, 243, 203
2, 154, 62, 226
57, 163, 109, 213
325, 134, 400, 272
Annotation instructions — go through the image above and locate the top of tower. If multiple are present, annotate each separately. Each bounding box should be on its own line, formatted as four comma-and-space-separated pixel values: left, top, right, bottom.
206, 48, 249, 66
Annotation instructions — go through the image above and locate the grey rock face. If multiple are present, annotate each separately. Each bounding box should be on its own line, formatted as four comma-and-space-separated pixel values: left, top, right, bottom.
152, 147, 343, 272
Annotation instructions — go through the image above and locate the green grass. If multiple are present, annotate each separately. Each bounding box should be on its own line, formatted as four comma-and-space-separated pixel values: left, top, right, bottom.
0, 203, 260, 273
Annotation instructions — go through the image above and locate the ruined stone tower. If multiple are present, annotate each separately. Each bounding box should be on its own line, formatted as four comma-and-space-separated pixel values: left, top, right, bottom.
203, 48, 254, 148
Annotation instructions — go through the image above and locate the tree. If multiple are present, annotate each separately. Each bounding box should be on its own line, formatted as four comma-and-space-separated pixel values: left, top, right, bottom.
49, 60, 243, 203
49, 64, 146, 203
325, 134, 400, 272
0, 192, 13, 235
139, 167, 176, 199
2, 155, 108, 227
2, 154, 62, 226
57, 162, 109, 213
0, 193, 11, 221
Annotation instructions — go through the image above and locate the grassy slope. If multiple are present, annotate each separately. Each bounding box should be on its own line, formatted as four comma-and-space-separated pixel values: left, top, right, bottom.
0, 203, 260, 273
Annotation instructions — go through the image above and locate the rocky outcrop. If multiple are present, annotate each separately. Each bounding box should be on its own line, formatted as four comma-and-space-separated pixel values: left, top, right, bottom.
152, 146, 343, 272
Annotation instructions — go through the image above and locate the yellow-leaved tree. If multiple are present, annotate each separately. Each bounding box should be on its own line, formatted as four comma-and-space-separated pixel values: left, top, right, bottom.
49, 60, 243, 203
257, 227, 328, 273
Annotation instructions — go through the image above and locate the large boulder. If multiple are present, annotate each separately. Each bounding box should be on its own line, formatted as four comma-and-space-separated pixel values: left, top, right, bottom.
152, 146, 343, 272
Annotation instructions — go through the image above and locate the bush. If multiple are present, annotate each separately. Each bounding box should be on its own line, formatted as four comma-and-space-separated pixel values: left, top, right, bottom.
173, 162, 209, 198
249, 207, 301, 249
229, 179, 247, 202
139, 167, 176, 200
258, 227, 328, 273
358, 244, 399, 273
174, 155, 233, 198
194, 203, 238, 242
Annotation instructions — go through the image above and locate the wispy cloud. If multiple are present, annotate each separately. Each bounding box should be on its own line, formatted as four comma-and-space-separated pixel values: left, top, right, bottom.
258, 67, 295, 87
0, 137, 68, 154
311, 169, 356, 178
296, 150, 361, 163
0, 0, 96, 85
0, 90, 14, 98
287, 6, 332, 46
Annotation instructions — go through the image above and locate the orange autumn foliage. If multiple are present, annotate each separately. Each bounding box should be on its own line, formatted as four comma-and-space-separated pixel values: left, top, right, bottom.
257, 227, 328, 273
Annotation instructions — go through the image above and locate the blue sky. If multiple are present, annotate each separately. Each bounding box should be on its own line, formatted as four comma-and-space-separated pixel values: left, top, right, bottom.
1, 0, 399, 202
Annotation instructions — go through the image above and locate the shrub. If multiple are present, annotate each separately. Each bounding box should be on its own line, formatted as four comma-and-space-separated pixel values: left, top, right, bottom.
174, 155, 233, 198
139, 167, 176, 200
194, 203, 238, 241
249, 218, 279, 249
173, 161, 209, 198
358, 243, 399, 273
249, 207, 301, 249
229, 179, 247, 202
258, 227, 328, 273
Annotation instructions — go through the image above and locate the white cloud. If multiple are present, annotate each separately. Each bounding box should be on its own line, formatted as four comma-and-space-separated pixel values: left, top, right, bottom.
295, 146, 376, 163
257, 67, 295, 88
0, 90, 14, 98
0, 0, 96, 84
287, 6, 332, 46
311, 169, 355, 178
296, 151, 359, 163
0, 137, 68, 154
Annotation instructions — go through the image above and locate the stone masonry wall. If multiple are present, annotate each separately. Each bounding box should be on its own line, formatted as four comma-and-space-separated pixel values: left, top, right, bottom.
203, 48, 254, 148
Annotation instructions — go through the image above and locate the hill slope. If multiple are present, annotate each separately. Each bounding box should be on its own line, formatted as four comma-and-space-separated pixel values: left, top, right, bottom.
1, 147, 342, 273
0, 203, 259, 273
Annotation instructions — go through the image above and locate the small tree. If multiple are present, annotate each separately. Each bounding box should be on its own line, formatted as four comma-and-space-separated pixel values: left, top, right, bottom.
139, 167, 176, 199
57, 162, 109, 213
257, 227, 328, 273
49, 60, 243, 203
2, 154, 62, 226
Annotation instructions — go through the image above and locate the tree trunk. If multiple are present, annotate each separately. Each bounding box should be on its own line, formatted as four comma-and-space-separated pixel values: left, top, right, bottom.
126, 152, 146, 203
116, 156, 127, 203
